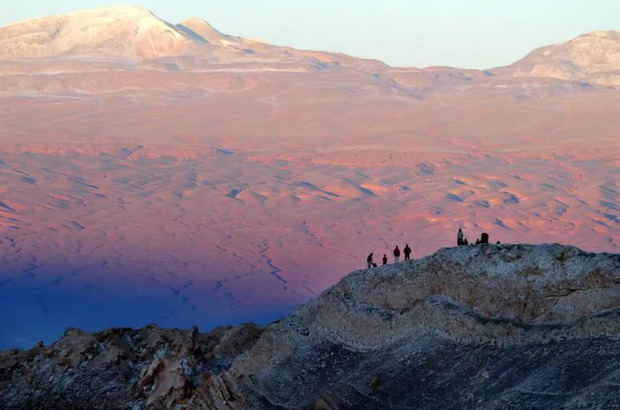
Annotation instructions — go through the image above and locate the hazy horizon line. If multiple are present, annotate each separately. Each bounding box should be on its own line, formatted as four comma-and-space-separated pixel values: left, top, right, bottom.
2, 2, 620, 69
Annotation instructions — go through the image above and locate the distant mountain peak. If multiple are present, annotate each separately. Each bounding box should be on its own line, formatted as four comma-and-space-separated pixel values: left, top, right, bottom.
581, 30, 620, 39
501, 30, 620, 86
0, 5, 201, 59
177, 17, 230, 44
179, 17, 219, 32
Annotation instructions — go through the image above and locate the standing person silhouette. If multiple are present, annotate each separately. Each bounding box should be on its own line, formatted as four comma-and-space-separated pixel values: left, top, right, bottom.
404, 244, 412, 260
393, 246, 401, 263
367, 253, 374, 269
457, 228, 464, 246
382, 254, 388, 265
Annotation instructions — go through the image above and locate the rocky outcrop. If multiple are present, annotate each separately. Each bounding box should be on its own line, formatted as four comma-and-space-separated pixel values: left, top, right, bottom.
0, 323, 264, 409
2, 244, 619, 409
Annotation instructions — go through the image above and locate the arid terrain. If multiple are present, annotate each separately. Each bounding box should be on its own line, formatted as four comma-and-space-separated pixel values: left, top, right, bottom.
0, 6, 619, 348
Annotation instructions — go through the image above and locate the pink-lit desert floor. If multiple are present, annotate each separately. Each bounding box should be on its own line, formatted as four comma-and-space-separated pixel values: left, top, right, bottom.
1, 8, 619, 348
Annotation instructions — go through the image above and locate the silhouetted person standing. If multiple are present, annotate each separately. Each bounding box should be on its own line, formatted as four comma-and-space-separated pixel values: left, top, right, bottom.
457, 228, 464, 246
393, 246, 401, 263
382, 254, 388, 265
367, 253, 374, 269
404, 244, 412, 260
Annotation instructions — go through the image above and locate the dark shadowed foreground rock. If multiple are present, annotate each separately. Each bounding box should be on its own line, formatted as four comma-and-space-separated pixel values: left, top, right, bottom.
2, 244, 619, 409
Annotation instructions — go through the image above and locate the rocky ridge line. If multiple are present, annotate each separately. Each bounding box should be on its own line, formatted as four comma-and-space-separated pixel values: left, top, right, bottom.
1, 243, 619, 409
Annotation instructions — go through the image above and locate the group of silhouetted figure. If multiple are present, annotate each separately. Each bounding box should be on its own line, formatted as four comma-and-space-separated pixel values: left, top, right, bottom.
365, 228, 497, 268
457, 228, 492, 246
366, 244, 412, 268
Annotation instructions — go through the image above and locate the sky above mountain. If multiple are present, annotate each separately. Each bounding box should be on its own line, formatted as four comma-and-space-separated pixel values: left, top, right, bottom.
3, 0, 620, 69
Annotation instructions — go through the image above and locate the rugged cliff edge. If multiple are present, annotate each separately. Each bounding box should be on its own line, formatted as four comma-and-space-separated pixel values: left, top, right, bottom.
2, 244, 620, 409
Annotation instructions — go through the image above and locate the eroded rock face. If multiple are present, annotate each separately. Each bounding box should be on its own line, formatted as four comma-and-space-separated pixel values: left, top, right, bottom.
2, 244, 619, 409
0, 323, 264, 409
222, 244, 620, 409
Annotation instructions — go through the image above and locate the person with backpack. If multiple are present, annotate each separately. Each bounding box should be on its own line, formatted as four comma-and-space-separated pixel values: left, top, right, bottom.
393, 246, 401, 263
404, 244, 412, 260
367, 253, 374, 268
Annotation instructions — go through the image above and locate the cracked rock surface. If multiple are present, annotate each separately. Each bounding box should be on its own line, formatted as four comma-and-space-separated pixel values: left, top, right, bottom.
2, 244, 619, 409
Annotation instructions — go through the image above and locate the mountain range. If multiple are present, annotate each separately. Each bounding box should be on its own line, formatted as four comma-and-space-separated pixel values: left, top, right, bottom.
0, 6, 385, 70
2, 6, 620, 86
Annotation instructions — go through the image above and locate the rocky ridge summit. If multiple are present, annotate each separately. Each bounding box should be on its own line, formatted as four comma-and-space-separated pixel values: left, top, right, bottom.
2, 244, 619, 409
